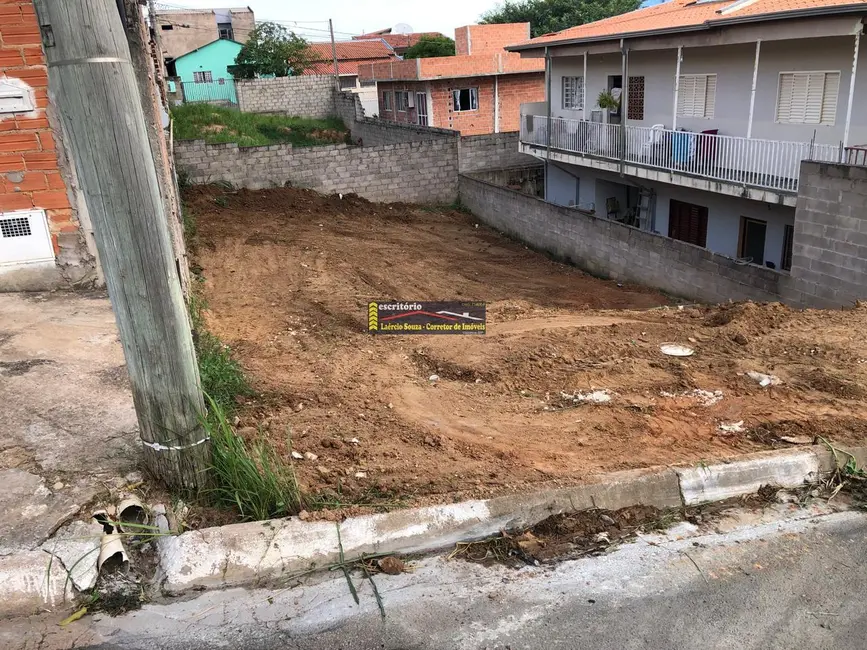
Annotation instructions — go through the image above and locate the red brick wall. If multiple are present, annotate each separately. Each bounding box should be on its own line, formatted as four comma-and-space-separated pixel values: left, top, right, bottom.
461, 24, 530, 55
497, 73, 545, 132
0, 0, 79, 260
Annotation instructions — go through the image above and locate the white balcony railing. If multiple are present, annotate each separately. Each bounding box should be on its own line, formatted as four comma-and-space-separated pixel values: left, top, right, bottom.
520, 113, 843, 194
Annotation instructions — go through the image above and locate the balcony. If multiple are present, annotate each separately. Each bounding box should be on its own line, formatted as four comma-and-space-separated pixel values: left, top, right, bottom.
519, 112, 843, 204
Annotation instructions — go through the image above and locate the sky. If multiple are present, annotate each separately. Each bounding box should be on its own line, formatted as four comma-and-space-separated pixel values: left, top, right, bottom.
155, 1, 504, 42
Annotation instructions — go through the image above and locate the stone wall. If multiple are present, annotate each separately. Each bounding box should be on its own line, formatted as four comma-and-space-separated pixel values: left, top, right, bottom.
236, 76, 335, 118
459, 174, 787, 304
459, 132, 538, 173
175, 138, 458, 204
786, 162, 867, 308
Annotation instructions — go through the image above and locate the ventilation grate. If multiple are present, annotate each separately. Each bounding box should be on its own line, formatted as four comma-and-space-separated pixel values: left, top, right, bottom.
0, 216, 31, 238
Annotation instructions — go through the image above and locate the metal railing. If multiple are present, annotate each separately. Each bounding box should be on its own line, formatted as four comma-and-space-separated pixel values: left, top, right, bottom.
181, 79, 238, 106
846, 145, 867, 166
521, 113, 843, 194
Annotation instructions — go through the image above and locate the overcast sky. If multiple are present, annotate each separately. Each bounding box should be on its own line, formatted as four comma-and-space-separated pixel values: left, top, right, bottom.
158, 1, 503, 42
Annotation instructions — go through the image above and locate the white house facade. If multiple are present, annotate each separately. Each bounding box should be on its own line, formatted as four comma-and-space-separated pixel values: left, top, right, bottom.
509, 0, 867, 271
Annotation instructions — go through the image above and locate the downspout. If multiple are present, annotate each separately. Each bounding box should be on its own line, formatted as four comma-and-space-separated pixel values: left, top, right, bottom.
746, 40, 761, 138
494, 74, 500, 133
620, 38, 628, 176
844, 24, 862, 150
583, 50, 588, 120
672, 46, 682, 130
545, 46, 552, 201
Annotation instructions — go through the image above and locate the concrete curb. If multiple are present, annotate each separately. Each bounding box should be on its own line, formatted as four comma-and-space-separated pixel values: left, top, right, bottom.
156, 444, 865, 595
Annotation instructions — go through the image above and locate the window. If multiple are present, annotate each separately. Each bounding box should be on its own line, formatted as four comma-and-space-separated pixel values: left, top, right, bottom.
776, 71, 840, 126
738, 217, 767, 266
668, 199, 708, 247
677, 74, 716, 119
452, 87, 478, 112
396, 91, 408, 112
628, 76, 645, 120
382, 91, 393, 111
360, 79, 376, 88
562, 76, 584, 110
161, 24, 174, 31
339, 76, 356, 90
192, 71, 213, 83
218, 22, 234, 40
781, 224, 795, 271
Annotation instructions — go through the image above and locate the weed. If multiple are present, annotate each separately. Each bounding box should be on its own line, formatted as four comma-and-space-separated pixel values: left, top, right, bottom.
214, 195, 229, 208
171, 104, 348, 148
202, 394, 303, 520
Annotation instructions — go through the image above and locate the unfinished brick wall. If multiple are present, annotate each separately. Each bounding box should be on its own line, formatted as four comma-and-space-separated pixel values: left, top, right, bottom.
456, 24, 531, 56
0, 0, 97, 291
236, 75, 335, 117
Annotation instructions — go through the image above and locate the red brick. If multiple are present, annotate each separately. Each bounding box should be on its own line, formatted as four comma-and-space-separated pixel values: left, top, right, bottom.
0, 192, 33, 210
15, 115, 49, 130
45, 171, 66, 190
38, 131, 54, 150
12, 66, 47, 87
1, 24, 41, 46
0, 154, 24, 173
0, 48, 24, 66
32, 189, 69, 209
47, 208, 74, 224
0, 131, 38, 152
23, 151, 57, 170
0, 120, 18, 132
33, 87, 48, 109
2, 170, 45, 192
22, 46, 44, 65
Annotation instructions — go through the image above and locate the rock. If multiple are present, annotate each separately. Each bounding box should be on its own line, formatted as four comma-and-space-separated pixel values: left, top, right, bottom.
297, 510, 310, 521
733, 332, 749, 346
599, 514, 616, 526
291, 451, 304, 460
295, 403, 304, 412
378, 556, 406, 575
52, 482, 64, 491
303, 452, 319, 462
40, 519, 104, 592
387, 403, 394, 409
593, 532, 611, 545
349, 437, 360, 445
316, 466, 331, 477
429, 374, 439, 382
354, 472, 367, 479
321, 439, 340, 449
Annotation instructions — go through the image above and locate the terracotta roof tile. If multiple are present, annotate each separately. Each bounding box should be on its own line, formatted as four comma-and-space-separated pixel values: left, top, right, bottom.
512, 0, 867, 47
306, 39, 397, 62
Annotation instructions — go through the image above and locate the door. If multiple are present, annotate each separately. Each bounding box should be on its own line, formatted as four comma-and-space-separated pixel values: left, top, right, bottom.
739, 217, 767, 265
668, 200, 708, 247
416, 92, 428, 126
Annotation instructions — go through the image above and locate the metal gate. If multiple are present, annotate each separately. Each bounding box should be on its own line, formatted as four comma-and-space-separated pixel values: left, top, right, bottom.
181, 79, 237, 106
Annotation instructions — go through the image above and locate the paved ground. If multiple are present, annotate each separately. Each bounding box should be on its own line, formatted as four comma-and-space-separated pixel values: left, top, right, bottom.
8, 503, 866, 650
0, 292, 137, 554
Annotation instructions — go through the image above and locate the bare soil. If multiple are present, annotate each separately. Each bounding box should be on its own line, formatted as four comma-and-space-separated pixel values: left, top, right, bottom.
188, 186, 867, 514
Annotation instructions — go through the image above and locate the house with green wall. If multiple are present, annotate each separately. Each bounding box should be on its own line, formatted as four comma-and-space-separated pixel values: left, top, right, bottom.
173, 39, 243, 104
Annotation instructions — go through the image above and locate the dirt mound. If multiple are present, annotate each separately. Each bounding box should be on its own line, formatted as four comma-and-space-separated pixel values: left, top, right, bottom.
703, 301, 794, 333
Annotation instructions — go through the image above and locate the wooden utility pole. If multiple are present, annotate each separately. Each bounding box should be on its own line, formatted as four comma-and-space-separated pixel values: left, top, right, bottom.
329, 18, 340, 111
34, 0, 209, 491
147, 0, 169, 100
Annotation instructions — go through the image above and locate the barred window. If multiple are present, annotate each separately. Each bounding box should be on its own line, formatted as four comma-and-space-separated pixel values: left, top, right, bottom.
562, 76, 584, 110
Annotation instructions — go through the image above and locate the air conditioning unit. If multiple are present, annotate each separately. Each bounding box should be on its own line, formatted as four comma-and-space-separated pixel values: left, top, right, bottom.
406, 92, 415, 109
0, 209, 54, 267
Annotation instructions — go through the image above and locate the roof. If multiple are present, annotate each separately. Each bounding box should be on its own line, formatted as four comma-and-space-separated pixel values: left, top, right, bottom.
173, 38, 244, 60
357, 51, 544, 82
306, 39, 398, 62
305, 60, 379, 76
155, 6, 252, 15
353, 30, 446, 51
509, 0, 867, 49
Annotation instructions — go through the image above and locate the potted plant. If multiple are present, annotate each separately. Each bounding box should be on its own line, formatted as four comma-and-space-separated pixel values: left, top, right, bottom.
597, 89, 620, 112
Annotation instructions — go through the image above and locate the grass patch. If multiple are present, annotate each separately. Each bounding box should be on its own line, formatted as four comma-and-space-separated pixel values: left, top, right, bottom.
172, 103, 349, 147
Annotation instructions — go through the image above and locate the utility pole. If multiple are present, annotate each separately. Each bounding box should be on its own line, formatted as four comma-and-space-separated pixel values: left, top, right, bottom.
329, 18, 340, 112
147, 0, 169, 100
34, 0, 209, 491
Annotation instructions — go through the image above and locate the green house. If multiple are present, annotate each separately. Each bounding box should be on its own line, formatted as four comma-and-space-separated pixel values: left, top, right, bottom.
174, 39, 243, 104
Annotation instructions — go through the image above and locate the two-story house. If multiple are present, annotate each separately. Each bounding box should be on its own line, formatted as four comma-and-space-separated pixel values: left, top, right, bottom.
509, 0, 867, 271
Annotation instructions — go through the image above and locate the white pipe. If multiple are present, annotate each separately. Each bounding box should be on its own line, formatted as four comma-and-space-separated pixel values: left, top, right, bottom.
583, 50, 588, 120
746, 39, 761, 139
494, 74, 500, 133
672, 46, 682, 130
844, 27, 862, 149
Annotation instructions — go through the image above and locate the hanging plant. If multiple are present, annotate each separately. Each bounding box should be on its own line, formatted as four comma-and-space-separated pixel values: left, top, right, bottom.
597, 89, 620, 111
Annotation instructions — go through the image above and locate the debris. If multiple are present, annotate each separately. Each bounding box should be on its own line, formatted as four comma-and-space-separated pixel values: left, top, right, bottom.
593, 531, 611, 545
116, 496, 147, 534
660, 389, 723, 407
354, 471, 367, 478
378, 556, 406, 575
291, 451, 304, 460
598, 514, 616, 525
718, 421, 746, 434
561, 389, 613, 404
349, 437, 360, 445
298, 510, 310, 521
303, 452, 319, 462
97, 532, 129, 573
732, 332, 749, 346
316, 466, 331, 477
295, 402, 304, 412
387, 403, 393, 409
780, 435, 813, 445
747, 371, 781, 387
59, 606, 88, 627
429, 374, 439, 382
660, 343, 695, 357
52, 481, 64, 490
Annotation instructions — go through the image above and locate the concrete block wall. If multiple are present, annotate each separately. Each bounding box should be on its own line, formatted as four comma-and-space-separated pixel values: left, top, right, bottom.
236, 75, 335, 117
175, 138, 458, 204
351, 118, 458, 147
787, 162, 867, 308
459, 174, 787, 304
336, 91, 364, 130
459, 132, 538, 173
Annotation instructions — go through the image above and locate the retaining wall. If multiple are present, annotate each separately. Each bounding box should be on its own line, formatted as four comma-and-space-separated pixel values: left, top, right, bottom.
351, 118, 458, 147
459, 132, 538, 173
459, 174, 787, 304
175, 138, 458, 204
236, 76, 335, 118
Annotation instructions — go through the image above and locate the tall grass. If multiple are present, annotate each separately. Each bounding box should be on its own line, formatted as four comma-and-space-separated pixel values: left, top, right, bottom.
171, 103, 349, 147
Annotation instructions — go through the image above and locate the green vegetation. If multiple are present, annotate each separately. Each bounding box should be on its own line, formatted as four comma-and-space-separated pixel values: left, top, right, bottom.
171, 104, 348, 147
230, 21, 311, 78
404, 35, 456, 59
481, 0, 641, 38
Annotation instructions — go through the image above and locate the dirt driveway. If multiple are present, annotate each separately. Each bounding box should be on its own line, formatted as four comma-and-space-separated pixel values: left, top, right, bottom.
189, 186, 867, 512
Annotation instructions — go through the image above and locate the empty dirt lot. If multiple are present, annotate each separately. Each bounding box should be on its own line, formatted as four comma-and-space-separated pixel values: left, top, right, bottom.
189, 186, 867, 511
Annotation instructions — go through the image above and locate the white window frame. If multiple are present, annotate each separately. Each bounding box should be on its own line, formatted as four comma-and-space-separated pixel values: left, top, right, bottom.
452, 87, 479, 112
775, 70, 840, 126
676, 73, 716, 119
562, 76, 584, 111
396, 91, 409, 112
192, 71, 213, 84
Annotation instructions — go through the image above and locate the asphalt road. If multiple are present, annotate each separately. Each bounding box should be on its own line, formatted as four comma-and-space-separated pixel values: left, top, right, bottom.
10, 505, 867, 650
